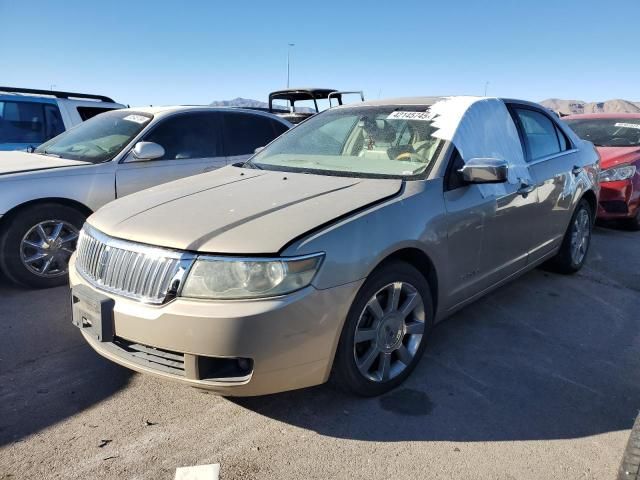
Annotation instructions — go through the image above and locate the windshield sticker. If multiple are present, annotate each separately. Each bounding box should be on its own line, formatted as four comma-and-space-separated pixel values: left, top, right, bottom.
615, 122, 640, 130
123, 114, 149, 124
387, 111, 432, 121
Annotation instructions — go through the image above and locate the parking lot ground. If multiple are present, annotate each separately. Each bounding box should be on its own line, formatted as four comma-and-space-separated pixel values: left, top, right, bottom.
1, 227, 639, 480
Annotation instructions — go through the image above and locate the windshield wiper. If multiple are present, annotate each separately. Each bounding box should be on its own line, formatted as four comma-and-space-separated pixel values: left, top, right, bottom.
243, 161, 262, 170
36, 149, 61, 158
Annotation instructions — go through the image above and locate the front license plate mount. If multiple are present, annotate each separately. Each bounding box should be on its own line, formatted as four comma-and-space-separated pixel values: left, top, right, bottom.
71, 284, 115, 342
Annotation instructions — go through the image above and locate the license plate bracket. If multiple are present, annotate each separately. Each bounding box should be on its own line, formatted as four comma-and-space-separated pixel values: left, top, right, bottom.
71, 285, 115, 342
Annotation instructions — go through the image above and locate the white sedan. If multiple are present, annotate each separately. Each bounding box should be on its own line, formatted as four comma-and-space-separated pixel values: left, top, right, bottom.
0, 106, 291, 288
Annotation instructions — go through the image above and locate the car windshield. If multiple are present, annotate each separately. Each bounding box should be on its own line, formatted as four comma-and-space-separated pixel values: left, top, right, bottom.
565, 118, 640, 147
34, 110, 153, 163
249, 106, 442, 179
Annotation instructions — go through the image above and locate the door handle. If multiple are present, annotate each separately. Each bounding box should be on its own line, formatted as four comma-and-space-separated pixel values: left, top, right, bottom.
572, 165, 583, 176
517, 182, 535, 198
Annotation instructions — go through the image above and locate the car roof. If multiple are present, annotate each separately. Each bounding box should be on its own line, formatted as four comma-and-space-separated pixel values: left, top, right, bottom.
338, 96, 545, 110
563, 113, 640, 120
127, 105, 292, 124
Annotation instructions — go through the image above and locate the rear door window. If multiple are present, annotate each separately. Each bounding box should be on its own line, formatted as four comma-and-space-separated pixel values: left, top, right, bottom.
222, 112, 283, 156
0, 101, 47, 144
143, 112, 222, 161
514, 108, 562, 161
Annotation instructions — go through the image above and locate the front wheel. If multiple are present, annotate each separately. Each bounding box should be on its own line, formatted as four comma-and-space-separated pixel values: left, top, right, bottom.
545, 199, 593, 274
0, 204, 85, 288
331, 261, 433, 397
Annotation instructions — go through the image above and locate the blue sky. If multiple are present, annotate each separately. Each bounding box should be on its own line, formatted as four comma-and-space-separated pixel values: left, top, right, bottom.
1, 0, 638, 107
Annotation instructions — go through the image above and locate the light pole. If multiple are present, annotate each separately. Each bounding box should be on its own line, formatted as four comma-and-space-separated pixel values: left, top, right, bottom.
484, 81, 490, 96
286, 43, 295, 88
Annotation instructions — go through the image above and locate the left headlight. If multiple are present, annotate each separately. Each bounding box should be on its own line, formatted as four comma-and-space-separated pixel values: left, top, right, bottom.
599, 164, 636, 182
180, 253, 324, 299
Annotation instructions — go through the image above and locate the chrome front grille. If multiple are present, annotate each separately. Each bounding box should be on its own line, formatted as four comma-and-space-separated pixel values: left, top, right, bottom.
75, 225, 194, 304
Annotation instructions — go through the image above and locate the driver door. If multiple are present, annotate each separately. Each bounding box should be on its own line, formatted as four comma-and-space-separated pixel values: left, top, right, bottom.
115, 112, 225, 198
443, 149, 540, 309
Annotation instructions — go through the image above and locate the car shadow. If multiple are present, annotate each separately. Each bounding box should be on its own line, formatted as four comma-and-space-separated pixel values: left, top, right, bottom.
232, 230, 640, 442
0, 274, 131, 446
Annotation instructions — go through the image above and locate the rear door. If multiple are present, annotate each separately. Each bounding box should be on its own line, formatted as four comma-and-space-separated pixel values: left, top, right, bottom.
222, 111, 289, 164
509, 105, 579, 261
115, 111, 225, 197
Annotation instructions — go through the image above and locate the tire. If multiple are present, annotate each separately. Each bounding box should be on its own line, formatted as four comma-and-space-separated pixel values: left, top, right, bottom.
619, 412, 640, 480
0, 203, 86, 288
331, 260, 434, 397
545, 199, 593, 275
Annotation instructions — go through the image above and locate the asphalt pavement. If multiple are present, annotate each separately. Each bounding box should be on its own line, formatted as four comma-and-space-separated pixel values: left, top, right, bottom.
1, 227, 639, 480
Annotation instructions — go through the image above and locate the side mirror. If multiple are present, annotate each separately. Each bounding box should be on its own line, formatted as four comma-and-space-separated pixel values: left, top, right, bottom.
127, 142, 165, 162
459, 158, 508, 184
254, 146, 265, 154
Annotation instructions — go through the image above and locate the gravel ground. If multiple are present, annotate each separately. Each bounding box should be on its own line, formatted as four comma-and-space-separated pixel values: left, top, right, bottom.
1, 227, 639, 480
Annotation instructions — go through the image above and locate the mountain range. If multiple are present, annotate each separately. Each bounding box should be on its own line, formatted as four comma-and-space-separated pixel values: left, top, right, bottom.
540, 98, 640, 115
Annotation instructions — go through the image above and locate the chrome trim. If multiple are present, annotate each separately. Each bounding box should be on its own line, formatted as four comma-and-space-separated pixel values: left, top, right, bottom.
75, 225, 196, 304
526, 149, 578, 166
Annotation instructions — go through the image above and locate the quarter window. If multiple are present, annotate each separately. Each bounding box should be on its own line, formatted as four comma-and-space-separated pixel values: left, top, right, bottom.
143, 112, 221, 160
223, 112, 284, 156
514, 108, 562, 161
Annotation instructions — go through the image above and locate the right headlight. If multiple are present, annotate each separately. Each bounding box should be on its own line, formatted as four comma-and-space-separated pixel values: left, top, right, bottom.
599, 164, 636, 182
180, 253, 324, 300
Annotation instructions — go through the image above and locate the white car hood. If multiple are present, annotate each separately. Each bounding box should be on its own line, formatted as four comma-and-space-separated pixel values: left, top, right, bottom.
0, 151, 90, 175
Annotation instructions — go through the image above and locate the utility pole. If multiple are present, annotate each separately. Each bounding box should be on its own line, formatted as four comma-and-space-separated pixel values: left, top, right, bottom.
286, 43, 295, 88
484, 81, 490, 96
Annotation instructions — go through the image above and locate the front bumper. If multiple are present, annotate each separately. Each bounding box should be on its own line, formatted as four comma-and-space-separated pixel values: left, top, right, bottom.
597, 178, 639, 220
70, 260, 362, 396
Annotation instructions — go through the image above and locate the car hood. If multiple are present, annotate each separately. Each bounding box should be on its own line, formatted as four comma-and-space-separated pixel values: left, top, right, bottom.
0, 151, 90, 175
89, 166, 403, 253
596, 146, 640, 169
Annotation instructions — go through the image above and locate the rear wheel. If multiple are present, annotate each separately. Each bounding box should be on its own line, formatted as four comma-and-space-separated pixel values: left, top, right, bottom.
0, 204, 85, 288
331, 261, 433, 397
545, 199, 593, 274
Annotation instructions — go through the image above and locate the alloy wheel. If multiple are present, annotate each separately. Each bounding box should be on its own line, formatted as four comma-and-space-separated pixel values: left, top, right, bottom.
353, 281, 426, 383
20, 220, 79, 277
570, 208, 591, 265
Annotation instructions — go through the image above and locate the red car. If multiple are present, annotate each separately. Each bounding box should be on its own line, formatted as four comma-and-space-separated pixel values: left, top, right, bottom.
564, 113, 640, 229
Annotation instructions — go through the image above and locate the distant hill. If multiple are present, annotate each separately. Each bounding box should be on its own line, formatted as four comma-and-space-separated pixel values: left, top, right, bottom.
209, 97, 270, 109
540, 98, 640, 115
209, 97, 315, 113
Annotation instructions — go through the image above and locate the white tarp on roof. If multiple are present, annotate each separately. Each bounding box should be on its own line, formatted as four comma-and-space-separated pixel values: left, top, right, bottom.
426, 96, 531, 196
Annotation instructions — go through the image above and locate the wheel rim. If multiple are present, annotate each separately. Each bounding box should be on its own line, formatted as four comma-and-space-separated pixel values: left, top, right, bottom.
570, 208, 591, 265
353, 281, 426, 383
20, 220, 79, 278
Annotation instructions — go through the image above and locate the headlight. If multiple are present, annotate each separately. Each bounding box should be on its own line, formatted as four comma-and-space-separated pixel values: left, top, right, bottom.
180, 253, 324, 299
599, 164, 636, 182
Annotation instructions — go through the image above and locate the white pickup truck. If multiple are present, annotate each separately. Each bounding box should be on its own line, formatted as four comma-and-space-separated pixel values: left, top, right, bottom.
0, 87, 125, 151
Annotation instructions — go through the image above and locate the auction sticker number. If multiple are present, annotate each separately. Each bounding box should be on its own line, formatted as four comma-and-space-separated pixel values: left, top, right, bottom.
123, 114, 149, 124
387, 111, 432, 121
615, 122, 640, 130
